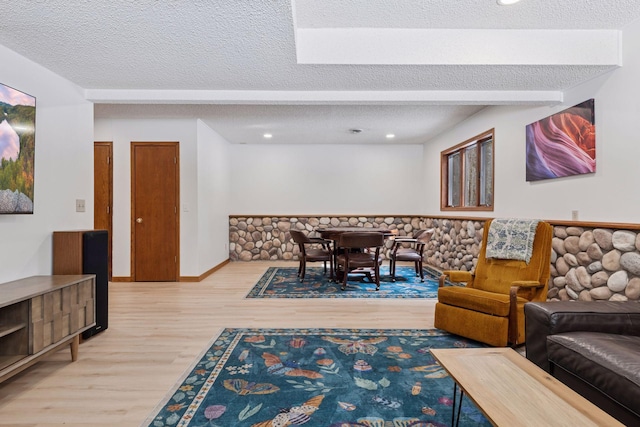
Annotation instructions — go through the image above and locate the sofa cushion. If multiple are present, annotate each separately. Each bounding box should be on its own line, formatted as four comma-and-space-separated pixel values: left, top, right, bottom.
438, 286, 528, 317
524, 301, 640, 373
547, 331, 640, 414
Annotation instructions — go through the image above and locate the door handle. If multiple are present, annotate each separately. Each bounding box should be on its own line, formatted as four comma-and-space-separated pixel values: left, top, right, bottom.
136, 217, 143, 223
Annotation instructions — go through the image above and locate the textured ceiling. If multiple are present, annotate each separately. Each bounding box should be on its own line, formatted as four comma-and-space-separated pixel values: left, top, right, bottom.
3, 0, 640, 144
95, 103, 487, 145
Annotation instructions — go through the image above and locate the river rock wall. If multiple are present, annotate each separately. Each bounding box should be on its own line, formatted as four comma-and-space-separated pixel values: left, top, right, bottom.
229, 216, 427, 261
549, 226, 640, 302
421, 218, 483, 272
229, 216, 640, 302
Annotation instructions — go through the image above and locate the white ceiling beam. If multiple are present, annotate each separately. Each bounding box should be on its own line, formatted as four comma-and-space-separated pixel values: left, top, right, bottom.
85, 89, 562, 105
295, 28, 621, 66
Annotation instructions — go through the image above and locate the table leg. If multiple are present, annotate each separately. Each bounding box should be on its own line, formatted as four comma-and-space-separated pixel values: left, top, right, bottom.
70, 335, 80, 362
452, 382, 464, 427
456, 388, 464, 427
332, 240, 343, 282
452, 382, 457, 427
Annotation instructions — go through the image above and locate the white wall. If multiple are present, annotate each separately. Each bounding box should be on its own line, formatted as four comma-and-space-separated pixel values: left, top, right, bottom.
423, 21, 640, 224
94, 118, 201, 277
0, 45, 94, 284
196, 120, 231, 273
230, 144, 424, 215
93, 118, 232, 278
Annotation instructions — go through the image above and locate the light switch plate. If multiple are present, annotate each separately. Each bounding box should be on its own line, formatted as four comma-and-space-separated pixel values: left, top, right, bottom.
76, 199, 86, 212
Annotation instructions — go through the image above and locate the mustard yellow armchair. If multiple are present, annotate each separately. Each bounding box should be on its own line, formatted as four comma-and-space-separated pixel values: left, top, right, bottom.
434, 219, 553, 347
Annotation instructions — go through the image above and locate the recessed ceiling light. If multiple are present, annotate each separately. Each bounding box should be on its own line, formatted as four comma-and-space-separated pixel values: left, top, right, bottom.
263, 133, 272, 139
497, 0, 521, 5
386, 134, 395, 139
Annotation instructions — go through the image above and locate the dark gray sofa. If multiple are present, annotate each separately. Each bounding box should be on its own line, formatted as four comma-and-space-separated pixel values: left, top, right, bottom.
524, 301, 640, 426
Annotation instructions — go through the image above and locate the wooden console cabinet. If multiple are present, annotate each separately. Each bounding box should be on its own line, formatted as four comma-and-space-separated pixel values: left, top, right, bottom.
0, 275, 96, 383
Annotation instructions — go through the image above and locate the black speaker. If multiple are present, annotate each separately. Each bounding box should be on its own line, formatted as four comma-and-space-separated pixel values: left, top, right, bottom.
82, 230, 109, 339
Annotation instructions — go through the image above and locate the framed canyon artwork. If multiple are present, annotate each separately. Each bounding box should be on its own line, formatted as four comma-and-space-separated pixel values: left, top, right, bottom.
526, 99, 595, 182
0, 82, 35, 214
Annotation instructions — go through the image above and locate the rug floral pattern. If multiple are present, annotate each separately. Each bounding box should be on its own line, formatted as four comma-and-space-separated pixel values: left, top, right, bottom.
145, 328, 489, 427
246, 266, 448, 299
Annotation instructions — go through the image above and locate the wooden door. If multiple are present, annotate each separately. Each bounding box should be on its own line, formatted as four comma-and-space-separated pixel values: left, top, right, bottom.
131, 142, 179, 282
94, 142, 113, 280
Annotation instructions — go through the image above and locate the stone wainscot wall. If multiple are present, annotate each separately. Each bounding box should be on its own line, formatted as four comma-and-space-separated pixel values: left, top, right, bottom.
229, 216, 640, 302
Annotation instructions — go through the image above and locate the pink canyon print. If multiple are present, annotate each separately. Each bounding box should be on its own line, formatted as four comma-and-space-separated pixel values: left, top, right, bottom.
526, 99, 595, 181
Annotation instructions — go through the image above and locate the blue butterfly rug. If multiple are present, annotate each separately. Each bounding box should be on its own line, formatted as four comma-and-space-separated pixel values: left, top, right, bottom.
246, 266, 446, 299
143, 328, 490, 426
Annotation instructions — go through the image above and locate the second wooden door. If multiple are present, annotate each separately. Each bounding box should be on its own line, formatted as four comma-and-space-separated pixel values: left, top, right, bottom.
131, 142, 179, 281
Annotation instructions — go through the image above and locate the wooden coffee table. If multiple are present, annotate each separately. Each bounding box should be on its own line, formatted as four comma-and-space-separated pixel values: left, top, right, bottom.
430, 348, 623, 426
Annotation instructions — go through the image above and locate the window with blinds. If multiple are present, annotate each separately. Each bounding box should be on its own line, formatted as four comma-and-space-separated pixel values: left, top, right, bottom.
441, 129, 494, 211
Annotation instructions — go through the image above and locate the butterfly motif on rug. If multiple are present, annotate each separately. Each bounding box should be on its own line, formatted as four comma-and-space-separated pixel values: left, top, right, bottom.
251, 394, 324, 427
261, 352, 323, 379
222, 379, 280, 396
321, 336, 388, 355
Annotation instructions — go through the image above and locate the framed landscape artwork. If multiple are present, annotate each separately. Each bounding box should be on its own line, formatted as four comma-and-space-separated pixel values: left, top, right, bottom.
0, 82, 35, 214
526, 99, 595, 182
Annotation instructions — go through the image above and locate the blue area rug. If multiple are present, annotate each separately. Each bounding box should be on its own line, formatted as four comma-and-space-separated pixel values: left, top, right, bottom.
144, 328, 489, 427
246, 266, 445, 299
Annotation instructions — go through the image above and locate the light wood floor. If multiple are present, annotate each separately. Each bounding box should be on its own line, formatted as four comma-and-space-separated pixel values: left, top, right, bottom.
0, 261, 436, 427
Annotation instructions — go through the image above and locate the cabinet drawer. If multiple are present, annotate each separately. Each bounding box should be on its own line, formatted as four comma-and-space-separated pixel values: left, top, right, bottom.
31, 279, 95, 353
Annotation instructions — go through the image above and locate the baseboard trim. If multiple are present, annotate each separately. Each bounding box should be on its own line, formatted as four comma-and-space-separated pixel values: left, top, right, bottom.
112, 260, 230, 283
179, 259, 230, 282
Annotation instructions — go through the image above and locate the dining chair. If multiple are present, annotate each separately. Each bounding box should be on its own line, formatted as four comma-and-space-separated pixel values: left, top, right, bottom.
389, 228, 435, 282
336, 232, 385, 291
290, 229, 333, 282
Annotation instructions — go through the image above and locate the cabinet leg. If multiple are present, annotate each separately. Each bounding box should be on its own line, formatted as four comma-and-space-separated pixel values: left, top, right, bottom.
70, 335, 80, 361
